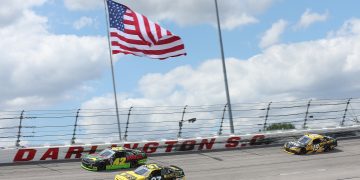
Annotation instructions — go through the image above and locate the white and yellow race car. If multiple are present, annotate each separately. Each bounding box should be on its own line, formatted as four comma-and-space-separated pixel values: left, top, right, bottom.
284, 133, 337, 155
115, 163, 185, 180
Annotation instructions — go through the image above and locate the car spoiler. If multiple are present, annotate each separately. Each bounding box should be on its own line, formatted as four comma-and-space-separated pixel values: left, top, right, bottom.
170, 165, 183, 171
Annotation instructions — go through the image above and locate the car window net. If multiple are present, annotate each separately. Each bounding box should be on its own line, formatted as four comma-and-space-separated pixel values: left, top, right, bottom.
298, 136, 311, 144
134, 167, 150, 176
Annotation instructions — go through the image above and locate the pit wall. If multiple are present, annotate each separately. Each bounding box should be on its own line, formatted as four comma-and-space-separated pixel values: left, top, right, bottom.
1, 125, 359, 164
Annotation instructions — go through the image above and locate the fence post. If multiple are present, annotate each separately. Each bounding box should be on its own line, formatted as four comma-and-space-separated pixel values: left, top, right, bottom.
15, 110, 24, 147
303, 99, 312, 129
218, 104, 228, 135
124, 106, 133, 141
263, 102, 272, 131
71, 109, 81, 145
341, 98, 352, 126
177, 105, 188, 138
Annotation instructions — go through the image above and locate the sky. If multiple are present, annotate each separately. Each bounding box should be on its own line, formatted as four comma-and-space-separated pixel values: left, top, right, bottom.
1, 0, 360, 112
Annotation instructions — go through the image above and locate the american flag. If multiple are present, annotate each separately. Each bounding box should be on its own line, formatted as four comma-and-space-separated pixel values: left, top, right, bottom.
106, 0, 186, 59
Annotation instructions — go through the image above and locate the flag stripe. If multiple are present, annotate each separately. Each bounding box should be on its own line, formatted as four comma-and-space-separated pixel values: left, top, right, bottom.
136, 13, 153, 45
112, 41, 185, 55
143, 15, 157, 44
112, 49, 186, 60
155, 24, 162, 40
156, 36, 181, 45
160, 27, 167, 37
111, 31, 184, 51
110, 32, 148, 45
123, 20, 134, 25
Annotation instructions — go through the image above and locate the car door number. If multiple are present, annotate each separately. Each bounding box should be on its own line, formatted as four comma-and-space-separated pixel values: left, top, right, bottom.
313, 144, 320, 151
151, 176, 162, 180
113, 157, 126, 165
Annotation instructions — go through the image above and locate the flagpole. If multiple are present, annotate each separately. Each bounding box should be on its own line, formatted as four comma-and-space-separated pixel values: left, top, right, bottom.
103, 0, 122, 141
214, 0, 235, 134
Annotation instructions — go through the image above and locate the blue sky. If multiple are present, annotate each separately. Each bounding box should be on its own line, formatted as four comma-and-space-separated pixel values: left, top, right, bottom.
0, 0, 360, 111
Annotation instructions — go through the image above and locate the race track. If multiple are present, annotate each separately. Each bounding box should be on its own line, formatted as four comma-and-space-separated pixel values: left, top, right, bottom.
1, 138, 360, 180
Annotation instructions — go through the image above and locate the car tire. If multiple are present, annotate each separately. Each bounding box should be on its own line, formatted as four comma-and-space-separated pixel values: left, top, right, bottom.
324, 145, 330, 152
299, 148, 306, 155
97, 163, 106, 171
130, 161, 137, 168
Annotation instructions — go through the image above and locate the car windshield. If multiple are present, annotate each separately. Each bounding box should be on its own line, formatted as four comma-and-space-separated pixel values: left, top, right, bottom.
134, 166, 151, 176
98, 149, 115, 158
298, 136, 311, 145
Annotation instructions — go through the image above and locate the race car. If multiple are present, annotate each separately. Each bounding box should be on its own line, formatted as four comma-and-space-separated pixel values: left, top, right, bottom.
114, 163, 185, 180
81, 147, 147, 171
284, 133, 337, 155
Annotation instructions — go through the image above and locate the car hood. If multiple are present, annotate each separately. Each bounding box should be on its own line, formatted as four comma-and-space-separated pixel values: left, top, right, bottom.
116, 171, 145, 180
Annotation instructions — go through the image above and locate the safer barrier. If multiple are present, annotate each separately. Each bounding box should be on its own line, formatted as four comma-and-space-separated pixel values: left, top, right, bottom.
0, 125, 359, 164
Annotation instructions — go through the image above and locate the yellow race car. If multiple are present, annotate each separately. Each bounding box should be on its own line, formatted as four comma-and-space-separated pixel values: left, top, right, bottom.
284, 133, 337, 155
114, 163, 185, 180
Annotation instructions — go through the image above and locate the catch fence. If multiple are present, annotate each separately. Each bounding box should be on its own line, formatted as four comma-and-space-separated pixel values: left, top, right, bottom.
0, 98, 359, 147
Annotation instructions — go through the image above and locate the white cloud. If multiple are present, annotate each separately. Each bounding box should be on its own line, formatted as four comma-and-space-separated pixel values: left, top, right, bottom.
83, 18, 360, 109
0, 0, 108, 109
73, 16, 94, 30
0, 0, 46, 27
259, 19, 287, 49
295, 9, 329, 29
79, 19, 360, 140
328, 18, 360, 37
64, 0, 102, 11
64, 0, 274, 30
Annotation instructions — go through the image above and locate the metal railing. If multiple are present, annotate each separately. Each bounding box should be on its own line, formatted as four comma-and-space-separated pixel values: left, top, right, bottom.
0, 98, 359, 147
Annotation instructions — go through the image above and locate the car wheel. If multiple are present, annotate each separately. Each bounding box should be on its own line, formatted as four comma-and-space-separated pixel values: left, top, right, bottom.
324, 145, 330, 152
299, 148, 306, 155
97, 163, 106, 171
130, 161, 137, 168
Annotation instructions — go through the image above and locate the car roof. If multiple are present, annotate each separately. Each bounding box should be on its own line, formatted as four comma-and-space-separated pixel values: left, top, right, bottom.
111, 147, 125, 151
304, 133, 323, 139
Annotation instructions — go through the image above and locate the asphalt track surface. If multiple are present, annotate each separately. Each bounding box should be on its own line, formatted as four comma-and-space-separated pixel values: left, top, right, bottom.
1, 138, 360, 180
